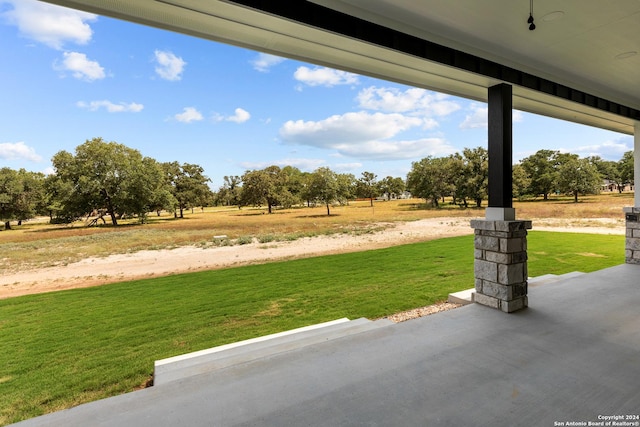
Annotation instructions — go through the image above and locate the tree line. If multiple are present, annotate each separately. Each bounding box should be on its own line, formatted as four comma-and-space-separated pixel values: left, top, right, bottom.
0, 138, 406, 229
1, 138, 211, 229
406, 148, 634, 207
0, 137, 635, 230
217, 167, 406, 215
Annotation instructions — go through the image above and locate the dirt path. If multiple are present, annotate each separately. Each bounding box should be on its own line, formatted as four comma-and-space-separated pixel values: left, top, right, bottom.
0, 217, 624, 299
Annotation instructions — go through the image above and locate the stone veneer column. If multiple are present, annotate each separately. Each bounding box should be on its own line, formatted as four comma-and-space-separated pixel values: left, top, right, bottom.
624, 207, 640, 264
471, 219, 532, 313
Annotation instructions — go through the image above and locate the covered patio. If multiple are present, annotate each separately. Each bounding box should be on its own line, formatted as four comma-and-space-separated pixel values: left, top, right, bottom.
13, 264, 640, 426
17, 0, 640, 424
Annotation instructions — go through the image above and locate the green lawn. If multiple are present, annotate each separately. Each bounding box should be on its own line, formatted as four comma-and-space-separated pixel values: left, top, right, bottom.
0, 231, 624, 425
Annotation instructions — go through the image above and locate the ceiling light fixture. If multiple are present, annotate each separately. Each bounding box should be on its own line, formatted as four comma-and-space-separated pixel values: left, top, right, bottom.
528, 0, 536, 30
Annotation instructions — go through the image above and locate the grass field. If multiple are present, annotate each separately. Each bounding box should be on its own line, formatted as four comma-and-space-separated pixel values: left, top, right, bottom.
0, 230, 625, 425
0, 193, 633, 273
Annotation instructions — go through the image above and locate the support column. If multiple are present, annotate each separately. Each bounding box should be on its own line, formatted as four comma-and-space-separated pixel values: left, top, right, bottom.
635, 122, 640, 207
624, 122, 640, 264
472, 83, 532, 312
471, 219, 532, 312
486, 83, 514, 221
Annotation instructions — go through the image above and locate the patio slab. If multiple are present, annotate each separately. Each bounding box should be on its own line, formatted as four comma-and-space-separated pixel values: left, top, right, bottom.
11, 264, 640, 427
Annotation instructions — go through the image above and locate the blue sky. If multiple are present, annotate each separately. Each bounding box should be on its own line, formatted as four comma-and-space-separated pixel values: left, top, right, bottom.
0, 0, 633, 189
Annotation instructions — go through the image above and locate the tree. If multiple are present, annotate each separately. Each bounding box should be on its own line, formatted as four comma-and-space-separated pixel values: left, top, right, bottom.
308, 167, 338, 215
240, 166, 293, 213
53, 137, 172, 225
406, 156, 452, 207
588, 156, 621, 192
520, 149, 560, 200
619, 151, 634, 191
298, 172, 314, 207
139, 159, 176, 219
356, 171, 379, 206
447, 153, 468, 206
557, 157, 602, 202
0, 168, 44, 229
280, 166, 305, 206
336, 173, 357, 205
216, 175, 242, 206
460, 147, 488, 207
42, 173, 74, 221
512, 163, 531, 200
163, 162, 212, 218
378, 176, 405, 200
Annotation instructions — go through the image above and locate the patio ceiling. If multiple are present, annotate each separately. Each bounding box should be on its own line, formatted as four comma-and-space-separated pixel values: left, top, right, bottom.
41, 0, 640, 134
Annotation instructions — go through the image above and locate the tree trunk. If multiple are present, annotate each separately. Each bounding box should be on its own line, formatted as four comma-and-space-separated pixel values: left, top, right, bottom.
4, 221, 10, 230
543, 193, 549, 200
475, 198, 482, 208
574, 191, 579, 203
370, 197, 373, 207
268, 203, 272, 214
326, 203, 331, 216
108, 211, 118, 226
101, 188, 118, 226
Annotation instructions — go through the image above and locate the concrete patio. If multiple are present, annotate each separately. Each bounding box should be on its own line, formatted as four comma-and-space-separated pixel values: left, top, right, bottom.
12, 263, 640, 427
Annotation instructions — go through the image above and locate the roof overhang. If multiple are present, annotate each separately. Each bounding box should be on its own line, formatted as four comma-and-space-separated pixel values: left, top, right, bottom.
40, 0, 640, 135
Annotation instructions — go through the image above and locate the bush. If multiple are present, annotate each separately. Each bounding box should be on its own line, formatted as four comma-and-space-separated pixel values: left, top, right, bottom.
235, 235, 254, 245
258, 234, 276, 243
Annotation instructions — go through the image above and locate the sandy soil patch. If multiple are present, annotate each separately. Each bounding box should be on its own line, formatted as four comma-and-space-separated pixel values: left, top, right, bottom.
0, 217, 624, 299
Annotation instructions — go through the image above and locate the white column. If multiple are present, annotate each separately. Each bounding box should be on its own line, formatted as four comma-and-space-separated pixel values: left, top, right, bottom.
635, 122, 640, 207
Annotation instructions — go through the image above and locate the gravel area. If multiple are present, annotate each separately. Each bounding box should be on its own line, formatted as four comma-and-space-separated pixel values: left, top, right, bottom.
384, 302, 463, 323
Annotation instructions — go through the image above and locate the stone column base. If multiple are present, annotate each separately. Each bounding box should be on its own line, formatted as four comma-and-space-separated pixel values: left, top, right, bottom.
624, 207, 640, 264
471, 219, 532, 313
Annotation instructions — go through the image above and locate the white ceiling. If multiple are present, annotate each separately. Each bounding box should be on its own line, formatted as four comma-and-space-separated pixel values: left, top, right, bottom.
315, 0, 640, 110
41, 0, 640, 134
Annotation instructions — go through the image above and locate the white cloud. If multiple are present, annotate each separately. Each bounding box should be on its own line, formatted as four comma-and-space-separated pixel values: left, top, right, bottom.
251, 53, 286, 72
214, 108, 251, 124
514, 111, 524, 123
239, 158, 326, 172
77, 100, 143, 113
281, 112, 422, 145
460, 104, 523, 129
1, 0, 96, 49
0, 141, 42, 162
174, 107, 203, 123
570, 138, 632, 160
332, 138, 457, 160
357, 86, 461, 116
55, 51, 105, 81
279, 111, 455, 160
294, 66, 359, 87
227, 108, 251, 124
154, 50, 186, 81
334, 162, 363, 172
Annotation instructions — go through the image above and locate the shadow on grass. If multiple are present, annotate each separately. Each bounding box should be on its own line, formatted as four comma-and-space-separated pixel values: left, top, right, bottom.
294, 214, 341, 219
